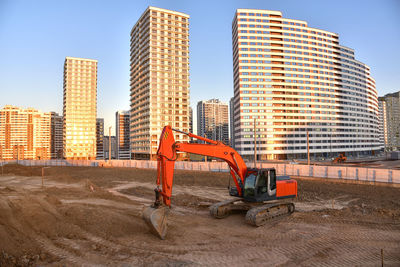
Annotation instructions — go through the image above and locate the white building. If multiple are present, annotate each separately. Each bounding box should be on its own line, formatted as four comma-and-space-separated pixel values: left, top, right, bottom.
130, 6, 190, 160
232, 9, 379, 160
63, 57, 98, 160
379, 92, 400, 151
197, 99, 229, 144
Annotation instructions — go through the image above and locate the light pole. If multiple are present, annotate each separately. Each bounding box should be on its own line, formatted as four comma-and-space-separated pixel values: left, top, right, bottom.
150, 135, 153, 161
307, 130, 310, 165
108, 126, 111, 162
254, 118, 257, 168
330, 129, 332, 160
1, 147, 3, 176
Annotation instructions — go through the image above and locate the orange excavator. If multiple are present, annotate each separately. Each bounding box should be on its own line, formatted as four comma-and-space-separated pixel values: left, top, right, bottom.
333, 153, 347, 164
143, 126, 297, 239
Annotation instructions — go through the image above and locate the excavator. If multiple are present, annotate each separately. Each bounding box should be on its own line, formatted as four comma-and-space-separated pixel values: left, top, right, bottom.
142, 126, 297, 239
333, 153, 347, 164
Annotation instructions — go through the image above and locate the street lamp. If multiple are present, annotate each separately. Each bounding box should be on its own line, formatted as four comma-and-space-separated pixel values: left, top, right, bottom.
330, 129, 332, 160
1, 146, 3, 176
254, 118, 257, 168
108, 126, 111, 162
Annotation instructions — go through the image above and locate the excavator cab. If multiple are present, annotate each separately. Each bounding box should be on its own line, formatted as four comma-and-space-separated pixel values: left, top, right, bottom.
243, 169, 277, 202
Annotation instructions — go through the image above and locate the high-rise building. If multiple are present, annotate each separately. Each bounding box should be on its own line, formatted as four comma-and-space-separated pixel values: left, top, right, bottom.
63, 57, 98, 160
104, 135, 117, 159
378, 97, 387, 151
116, 111, 130, 159
50, 112, 63, 159
0, 105, 51, 160
130, 6, 190, 160
96, 118, 104, 159
379, 91, 400, 151
232, 9, 379, 160
197, 99, 229, 144
189, 106, 193, 134
229, 97, 235, 148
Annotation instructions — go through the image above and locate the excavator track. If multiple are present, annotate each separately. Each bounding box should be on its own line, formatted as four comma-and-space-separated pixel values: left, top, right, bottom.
209, 199, 240, 219
245, 202, 295, 226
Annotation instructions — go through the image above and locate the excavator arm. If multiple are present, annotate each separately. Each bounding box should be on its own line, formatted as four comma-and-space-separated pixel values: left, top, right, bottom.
143, 125, 248, 239
155, 125, 248, 206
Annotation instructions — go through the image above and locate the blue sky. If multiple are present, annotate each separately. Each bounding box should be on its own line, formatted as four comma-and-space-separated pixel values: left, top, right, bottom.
0, 0, 399, 134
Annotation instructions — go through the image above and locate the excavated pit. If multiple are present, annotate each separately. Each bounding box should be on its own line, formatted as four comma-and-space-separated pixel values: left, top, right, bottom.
0, 164, 399, 266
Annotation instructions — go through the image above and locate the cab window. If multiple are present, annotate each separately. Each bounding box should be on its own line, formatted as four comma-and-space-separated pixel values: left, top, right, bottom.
244, 173, 256, 197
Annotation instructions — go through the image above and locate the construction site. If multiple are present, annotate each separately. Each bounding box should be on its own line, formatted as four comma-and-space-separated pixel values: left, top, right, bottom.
0, 163, 399, 266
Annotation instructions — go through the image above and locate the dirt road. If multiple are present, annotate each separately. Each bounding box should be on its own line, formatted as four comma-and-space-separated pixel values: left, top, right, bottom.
0, 164, 399, 266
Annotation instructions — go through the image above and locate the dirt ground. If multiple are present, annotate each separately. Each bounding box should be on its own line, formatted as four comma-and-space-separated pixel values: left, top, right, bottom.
0, 164, 399, 266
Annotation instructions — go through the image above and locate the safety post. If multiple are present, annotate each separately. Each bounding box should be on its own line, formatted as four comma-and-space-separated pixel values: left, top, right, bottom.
42, 167, 50, 188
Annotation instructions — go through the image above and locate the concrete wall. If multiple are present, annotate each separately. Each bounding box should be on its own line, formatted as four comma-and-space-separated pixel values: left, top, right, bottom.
1, 160, 399, 184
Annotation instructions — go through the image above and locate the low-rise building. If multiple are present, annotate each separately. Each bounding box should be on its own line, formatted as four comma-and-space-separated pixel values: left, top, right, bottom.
0, 105, 51, 160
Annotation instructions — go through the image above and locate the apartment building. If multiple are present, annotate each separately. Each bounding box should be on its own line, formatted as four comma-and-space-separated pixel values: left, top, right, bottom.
0, 105, 51, 160
116, 111, 130, 159
232, 9, 379, 160
96, 118, 104, 159
104, 135, 117, 159
50, 112, 63, 159
130, 6, 190, 160
379, 92, 400, 151
378, 98, 387, 151
63, 57, 98, 160
197, 99, 229, 145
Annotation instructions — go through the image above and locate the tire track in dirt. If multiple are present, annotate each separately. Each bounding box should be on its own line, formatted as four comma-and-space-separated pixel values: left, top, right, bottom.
143, 215, 400, 266
109, 181, 400, 266
110, 181, 231, 203
34, 236, 90, 266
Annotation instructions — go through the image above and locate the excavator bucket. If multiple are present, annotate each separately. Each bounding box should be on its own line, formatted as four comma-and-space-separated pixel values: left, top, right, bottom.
142, 205, 169, 239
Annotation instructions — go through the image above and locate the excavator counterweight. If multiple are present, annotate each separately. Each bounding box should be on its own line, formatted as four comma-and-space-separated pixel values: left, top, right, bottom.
142, 126, 297, 239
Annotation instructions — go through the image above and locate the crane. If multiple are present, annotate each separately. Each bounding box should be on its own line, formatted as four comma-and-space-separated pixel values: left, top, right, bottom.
142, 126, 297, 239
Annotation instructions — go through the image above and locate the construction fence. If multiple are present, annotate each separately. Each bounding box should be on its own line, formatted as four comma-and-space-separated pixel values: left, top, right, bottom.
1, 159, 399, 184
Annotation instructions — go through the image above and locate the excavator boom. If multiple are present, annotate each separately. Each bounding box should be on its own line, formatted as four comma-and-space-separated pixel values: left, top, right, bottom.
155, 126, 247, 206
